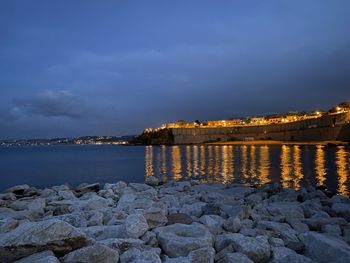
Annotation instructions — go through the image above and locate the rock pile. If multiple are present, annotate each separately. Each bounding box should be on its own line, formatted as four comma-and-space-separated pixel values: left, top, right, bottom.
1, 179, 350, 262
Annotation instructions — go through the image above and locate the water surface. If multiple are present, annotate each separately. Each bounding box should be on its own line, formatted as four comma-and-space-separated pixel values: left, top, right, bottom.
0, 144, 349, 195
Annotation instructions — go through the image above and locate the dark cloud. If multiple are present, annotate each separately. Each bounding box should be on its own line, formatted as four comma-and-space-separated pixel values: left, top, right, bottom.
0, 1, 350, 138
13, 90, 87, 119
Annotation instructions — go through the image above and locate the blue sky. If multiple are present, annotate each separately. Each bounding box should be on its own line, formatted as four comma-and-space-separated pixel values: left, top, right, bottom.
1, 0, 350, 138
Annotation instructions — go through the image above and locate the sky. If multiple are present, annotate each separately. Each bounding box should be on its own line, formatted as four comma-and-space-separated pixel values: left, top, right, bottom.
1, 0, 350, 139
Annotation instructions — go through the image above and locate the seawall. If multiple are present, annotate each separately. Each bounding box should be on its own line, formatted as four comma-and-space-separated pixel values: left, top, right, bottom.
172, 111, 350, 144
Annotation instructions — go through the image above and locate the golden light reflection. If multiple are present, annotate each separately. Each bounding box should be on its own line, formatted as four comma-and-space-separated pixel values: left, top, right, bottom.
171, 146, 182, 181
293, 145, 303, 189
145, 146, 153, 178
241, 145, 248, 184
221, 146, 234, 183
315, 145, 326, 187
186, 146, 192, 178
214, 146, 220, 178
160, 145, 167, 180
281, 145, 292, 188
259, 146, 270, 185
227, 146, 234, 182
200, 145, 206, 176
336, 146, 348, 196
193, 145, 199, 176
249, 146, 257, 184
208, 145, 214, 176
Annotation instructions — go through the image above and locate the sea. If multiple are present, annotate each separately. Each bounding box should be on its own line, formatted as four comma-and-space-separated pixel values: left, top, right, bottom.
0, 144, 349, 195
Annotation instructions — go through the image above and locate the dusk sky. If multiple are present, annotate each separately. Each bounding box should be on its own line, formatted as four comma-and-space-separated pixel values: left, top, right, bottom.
1, 0, 350, 139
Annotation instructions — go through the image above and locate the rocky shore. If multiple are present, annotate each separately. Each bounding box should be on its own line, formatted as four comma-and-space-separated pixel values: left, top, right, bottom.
1, 179, 350, 263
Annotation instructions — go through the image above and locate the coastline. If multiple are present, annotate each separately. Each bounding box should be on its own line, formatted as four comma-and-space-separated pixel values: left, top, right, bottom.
1, 179, 350, 262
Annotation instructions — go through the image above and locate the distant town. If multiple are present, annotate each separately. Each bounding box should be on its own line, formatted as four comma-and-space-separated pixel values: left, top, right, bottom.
0, 135, 135, 147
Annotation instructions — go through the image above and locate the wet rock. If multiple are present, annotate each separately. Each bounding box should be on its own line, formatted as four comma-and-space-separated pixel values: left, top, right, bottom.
0, 219, 90, 261
154, 223, 213, 257
167, 213, 193, 225
301, 231, 350, 263
124, 213, 149, 239
60, 244, 119, 263
14, 250, 59, 263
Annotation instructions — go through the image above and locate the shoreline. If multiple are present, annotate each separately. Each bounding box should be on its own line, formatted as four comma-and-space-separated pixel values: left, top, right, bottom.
1, 179, 350, 262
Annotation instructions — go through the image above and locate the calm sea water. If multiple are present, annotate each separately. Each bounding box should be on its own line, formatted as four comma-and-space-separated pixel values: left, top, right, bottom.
0, 145, 349, 195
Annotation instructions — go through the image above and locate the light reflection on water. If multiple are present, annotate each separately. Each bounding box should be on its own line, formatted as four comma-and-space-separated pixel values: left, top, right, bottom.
145, 144, 350, 195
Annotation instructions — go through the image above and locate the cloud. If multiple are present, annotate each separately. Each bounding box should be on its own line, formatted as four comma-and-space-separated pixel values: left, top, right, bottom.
13, 90, 87, 119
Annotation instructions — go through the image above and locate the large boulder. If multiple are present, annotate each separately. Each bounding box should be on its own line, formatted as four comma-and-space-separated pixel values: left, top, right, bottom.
215, 233, 270, 263
60, 244, 119, 263
301, 232, 350, 263
0, 219, 90, 261
154, 223, 213, 258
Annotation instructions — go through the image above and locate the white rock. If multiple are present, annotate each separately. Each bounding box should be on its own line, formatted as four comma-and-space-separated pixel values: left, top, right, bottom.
154, 223, 213, 258
0, 219, 90, 261
124, 213, 149, 238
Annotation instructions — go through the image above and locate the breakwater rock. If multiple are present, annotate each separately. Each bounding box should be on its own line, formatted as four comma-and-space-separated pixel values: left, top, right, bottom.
1, 180, 350, 262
